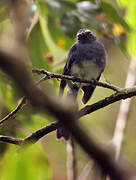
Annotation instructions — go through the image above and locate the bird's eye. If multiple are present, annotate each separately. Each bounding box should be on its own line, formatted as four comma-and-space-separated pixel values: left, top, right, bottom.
78, 34, 82, 38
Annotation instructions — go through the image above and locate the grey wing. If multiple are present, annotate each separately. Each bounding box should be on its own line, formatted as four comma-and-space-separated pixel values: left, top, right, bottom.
81, 42, 106, 104
59, 44, 77, 97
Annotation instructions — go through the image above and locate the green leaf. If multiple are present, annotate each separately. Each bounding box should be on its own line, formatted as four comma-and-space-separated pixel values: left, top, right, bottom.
45, 0, 76, 18
18, 112, 50, 132
125, 0, 136, 57
127, 32, 136, 57
27, 22, 51, 69
116, 0, 129, 7
0, 145, 51, 180
48, 16, 75, 50
39, 14, 67, 64
0, 73, 21, 110
125, 0, 136, 29
101, 1, 129, 31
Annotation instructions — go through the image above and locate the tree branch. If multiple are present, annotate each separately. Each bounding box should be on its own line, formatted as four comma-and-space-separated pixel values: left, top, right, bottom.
0, 80, 136, 147
1, 67, 135, 129
0, 122, 59, 145
0, 48, 134, 180
77, 87, 136, 118
32, 68, 121, 92
0, 97, 26, 127
1, 86, 135, 146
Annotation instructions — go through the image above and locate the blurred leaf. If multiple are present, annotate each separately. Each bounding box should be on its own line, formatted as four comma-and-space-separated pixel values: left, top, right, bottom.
18, 111, 49, 132
39, 14, 67, 64
127, 32, 136, 57
0, 73, 21, 110
0, 19, 12, 36
37, 0, 67, 64
27, 22, 51, 69
115, 35, 128, 56
101, 1, 129, 31
47, 15, 75, 49
37, 1, 48, 18
0, 0, 10, 22
0, 145, 51, 180
77, 1, 99, 14
60, 12, 81, 36
116, 0, 129, 7
76, 1, 101, 30
113, 23, 125, 36
125, 0, 136, 29
125, 0, 136, 57
45, 0, 76, 18
57, 38, 66, 48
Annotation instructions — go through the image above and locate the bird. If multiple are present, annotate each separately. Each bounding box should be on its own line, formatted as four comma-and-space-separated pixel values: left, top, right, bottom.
56, 29, 106, 140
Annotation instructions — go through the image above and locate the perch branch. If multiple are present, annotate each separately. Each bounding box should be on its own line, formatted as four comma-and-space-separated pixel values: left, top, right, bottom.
32, 68, 122, 92
1, 67, 135, 127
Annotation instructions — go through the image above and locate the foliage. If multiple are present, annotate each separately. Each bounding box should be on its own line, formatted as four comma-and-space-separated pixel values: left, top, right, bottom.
0, 145, 51, 180
0, 0, 136, 179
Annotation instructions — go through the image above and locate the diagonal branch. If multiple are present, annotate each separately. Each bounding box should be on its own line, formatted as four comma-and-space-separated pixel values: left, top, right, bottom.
0, 122, 59, 145
77, 87, 136, 118
0, 97, 26, 127
0, 75, 50, 126
0, 83, 136, 146
0, 86, 136, 145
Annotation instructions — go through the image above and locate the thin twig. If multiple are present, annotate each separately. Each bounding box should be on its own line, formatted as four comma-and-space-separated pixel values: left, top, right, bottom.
0, 75, 49, 126
0, 122, 59, 145
0, 97, 26, 127
32, 68, 122, 92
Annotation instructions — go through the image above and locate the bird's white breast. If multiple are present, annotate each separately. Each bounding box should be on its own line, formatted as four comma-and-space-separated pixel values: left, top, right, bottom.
71, 60, 102, 81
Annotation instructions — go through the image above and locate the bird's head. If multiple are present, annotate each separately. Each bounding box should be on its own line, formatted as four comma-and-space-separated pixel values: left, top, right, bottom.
76, 29, 96, 43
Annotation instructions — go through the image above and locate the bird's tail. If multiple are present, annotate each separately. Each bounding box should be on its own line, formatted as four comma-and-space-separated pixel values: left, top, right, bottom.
56, 85, 79, 140
82, 76, 100, 104
82, 85, 96, 104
